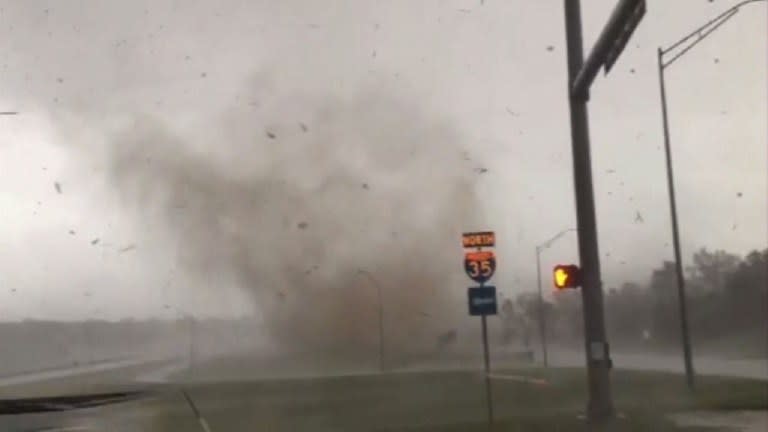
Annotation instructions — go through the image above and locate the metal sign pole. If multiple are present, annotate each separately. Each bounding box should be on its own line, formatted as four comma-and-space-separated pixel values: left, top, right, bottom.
481, 312, 494, 429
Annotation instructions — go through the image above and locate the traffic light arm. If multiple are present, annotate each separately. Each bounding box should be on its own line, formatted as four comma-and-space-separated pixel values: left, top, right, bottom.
571, 0, 644, 99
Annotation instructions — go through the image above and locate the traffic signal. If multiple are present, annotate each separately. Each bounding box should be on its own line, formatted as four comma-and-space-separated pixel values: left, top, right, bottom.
553, 264, 581, 289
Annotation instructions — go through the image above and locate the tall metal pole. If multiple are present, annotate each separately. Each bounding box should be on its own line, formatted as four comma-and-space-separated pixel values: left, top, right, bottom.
657, 48, 695, 390
376, 280, 385, 373
535, 248, 548, 367
481, 313, 493, 428
359, 269, 385, 372
563, 0, 614, 421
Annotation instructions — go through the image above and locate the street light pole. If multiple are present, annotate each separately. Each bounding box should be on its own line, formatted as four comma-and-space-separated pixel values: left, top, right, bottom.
358, 269, 385, 372
656, 0, 766, 391
657, 48, 695, 391
535, 248, 546, 367
535, 228, 576, 368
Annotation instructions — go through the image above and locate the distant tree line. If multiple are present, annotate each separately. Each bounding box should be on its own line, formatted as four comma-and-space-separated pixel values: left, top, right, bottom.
505, 248, 767, 355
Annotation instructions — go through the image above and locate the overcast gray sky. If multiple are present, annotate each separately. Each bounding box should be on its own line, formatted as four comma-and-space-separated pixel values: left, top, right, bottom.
0, 0, 765, 321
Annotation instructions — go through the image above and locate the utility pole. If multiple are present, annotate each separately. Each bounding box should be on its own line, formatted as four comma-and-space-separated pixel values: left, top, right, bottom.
563, 0, 614, 420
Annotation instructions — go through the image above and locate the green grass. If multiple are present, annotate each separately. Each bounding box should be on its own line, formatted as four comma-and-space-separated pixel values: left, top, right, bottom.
2, 359, 764, 431
167, 364, 767, 431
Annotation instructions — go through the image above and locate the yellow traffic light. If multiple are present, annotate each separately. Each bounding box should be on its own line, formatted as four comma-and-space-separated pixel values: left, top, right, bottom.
553, 264, 580, 289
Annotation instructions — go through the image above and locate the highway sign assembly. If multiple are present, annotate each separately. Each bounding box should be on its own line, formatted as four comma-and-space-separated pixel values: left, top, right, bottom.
461, 230, 497, 427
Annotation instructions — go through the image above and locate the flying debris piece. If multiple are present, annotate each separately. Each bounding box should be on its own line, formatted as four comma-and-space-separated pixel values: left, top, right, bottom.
266, 131, 276, 139
634, 211, 644, 223
299, 122, 308, 132
54, 182, 62, 194
119, 244, 136, 253
90, 238, 99, 245
69, 230, 76, 235
362, 183, 369, 190
736, 192, 743, 198
475, 167, 488, 174
297, 222, 308, 230
546, 45, 555, 52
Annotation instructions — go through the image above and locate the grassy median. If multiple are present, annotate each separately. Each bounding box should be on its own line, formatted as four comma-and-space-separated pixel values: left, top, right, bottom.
169, 363, 767, 431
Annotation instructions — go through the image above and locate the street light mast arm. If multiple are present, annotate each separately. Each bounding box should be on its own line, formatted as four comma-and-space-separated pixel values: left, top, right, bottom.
538, 228, 577, 251
661, 0, 766, 69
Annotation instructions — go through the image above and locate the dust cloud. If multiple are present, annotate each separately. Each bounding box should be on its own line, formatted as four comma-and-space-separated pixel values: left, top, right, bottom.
105, 80, 485, 359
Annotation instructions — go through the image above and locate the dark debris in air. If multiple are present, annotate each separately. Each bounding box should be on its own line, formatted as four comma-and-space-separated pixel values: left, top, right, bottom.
475, 167, 488, 174
119, 244, 136, 253
297, 222, 309, 230
266, 131, 276, 139
457, 9, 471, 13
54, 182, 62, 194
362, 183, 369, 190
546, 45, 555, 52
714, 58, 720, 64
299, 123, 308, 132
736, 192, 743, 198
91, 238, 99, 245
200, 72, 207, 78
630, 68, 636, 74
634, 211, 644, 224
505, 107, 519, 117
69, 230, 76, 235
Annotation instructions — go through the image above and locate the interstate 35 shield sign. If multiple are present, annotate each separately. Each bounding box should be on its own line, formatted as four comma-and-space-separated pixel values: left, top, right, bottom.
464, 251, 496, 284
